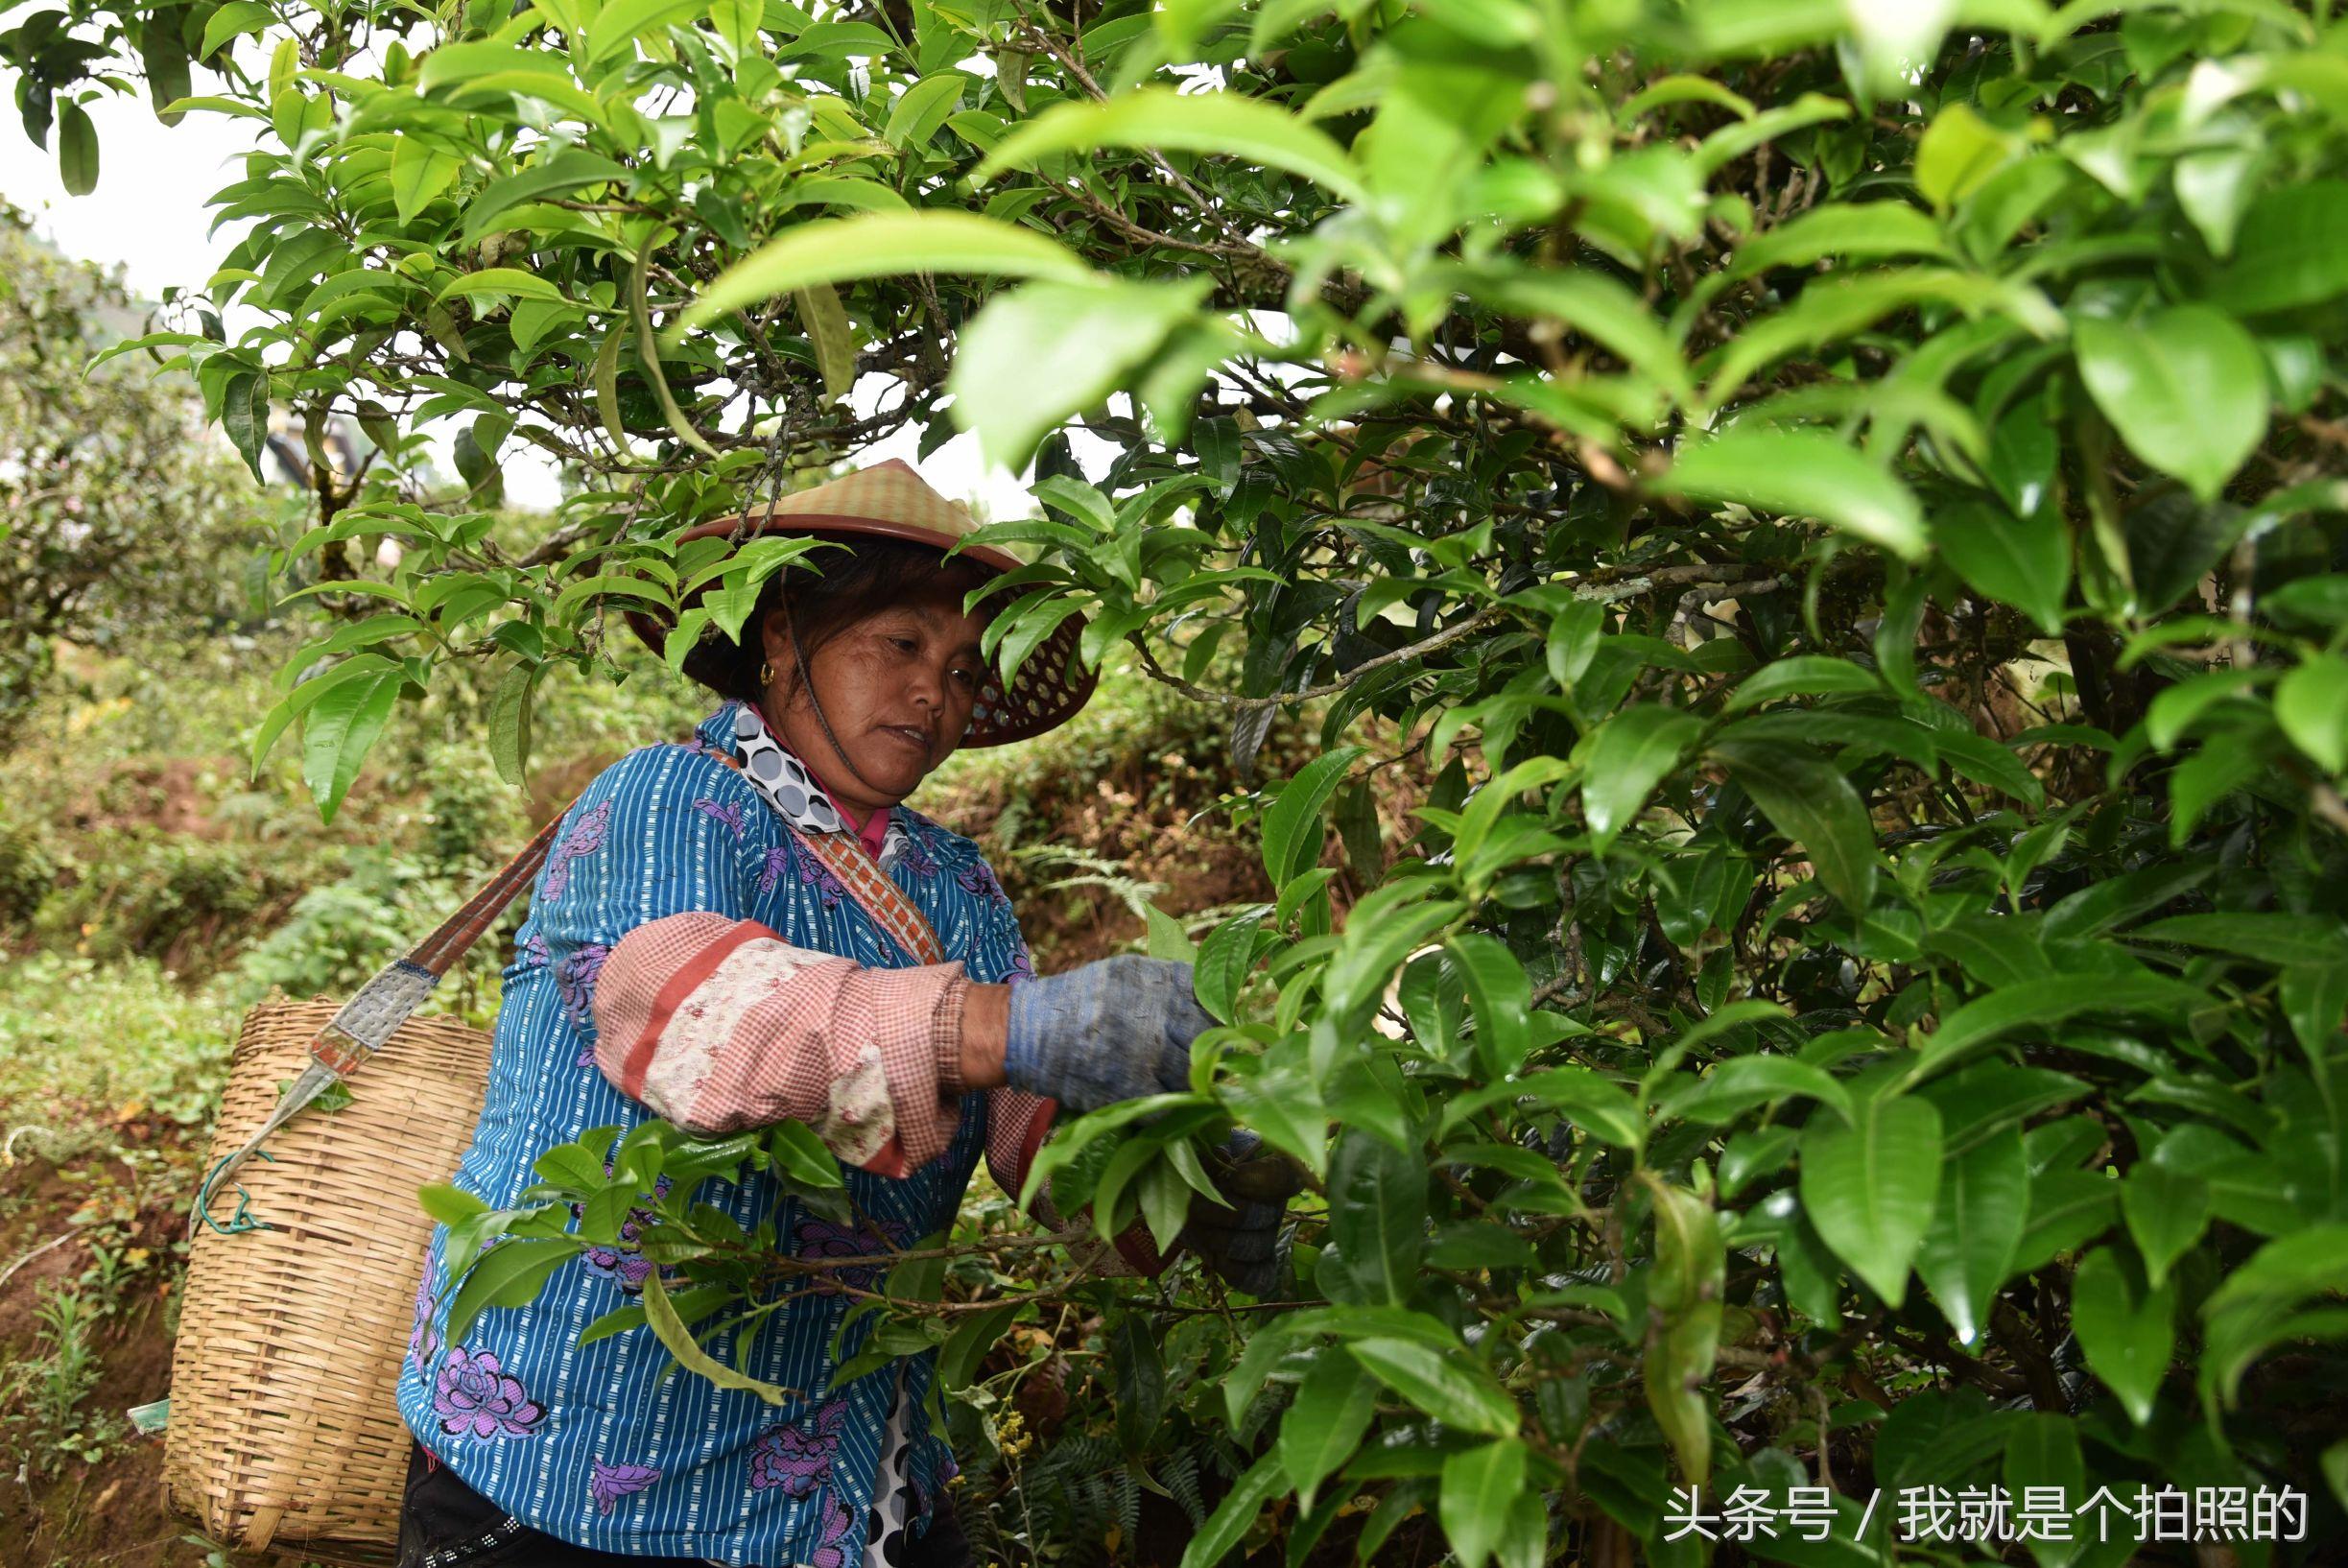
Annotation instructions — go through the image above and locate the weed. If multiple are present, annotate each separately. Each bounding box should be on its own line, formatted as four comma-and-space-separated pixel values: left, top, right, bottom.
0, 817, 54, 929
2, 1283, 116, 1481
1007, 843, 1169, 922
0, 954, 234, 1132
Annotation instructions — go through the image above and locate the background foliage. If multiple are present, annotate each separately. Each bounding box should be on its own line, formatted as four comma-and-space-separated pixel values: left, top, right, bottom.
0, 204, 259, 743
8, 0, 2348, 1562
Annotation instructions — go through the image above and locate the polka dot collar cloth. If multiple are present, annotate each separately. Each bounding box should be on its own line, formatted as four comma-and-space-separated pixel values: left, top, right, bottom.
729, 703, 911, 867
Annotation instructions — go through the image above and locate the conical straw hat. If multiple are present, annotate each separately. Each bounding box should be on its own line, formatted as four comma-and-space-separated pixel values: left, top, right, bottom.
629, 460, 1094, 747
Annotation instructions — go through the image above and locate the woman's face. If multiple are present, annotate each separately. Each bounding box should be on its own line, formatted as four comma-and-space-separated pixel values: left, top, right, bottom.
758, 587, 988, 818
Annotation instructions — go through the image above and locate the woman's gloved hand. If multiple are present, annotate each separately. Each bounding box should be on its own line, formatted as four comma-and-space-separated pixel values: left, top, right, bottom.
1003, 955, 1211, 1112
1181, 1130, 1305, 1296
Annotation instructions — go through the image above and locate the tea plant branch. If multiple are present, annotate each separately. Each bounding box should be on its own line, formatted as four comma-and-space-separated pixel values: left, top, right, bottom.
2312, 782, 2348, 838
1122, 605, 1510, 709
1127, 560, 1778, 710
1007, 4, 1265, 253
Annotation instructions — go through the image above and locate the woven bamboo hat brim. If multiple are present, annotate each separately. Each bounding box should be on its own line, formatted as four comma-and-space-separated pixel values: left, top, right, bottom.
628, 460, 1095, 748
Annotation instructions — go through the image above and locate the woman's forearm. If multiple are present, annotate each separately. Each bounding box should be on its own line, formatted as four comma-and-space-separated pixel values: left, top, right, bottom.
955, 982, 1010, 1090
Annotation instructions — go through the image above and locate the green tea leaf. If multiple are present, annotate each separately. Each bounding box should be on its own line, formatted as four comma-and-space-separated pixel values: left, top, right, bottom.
1644, 1181, 1723, 1485
1437, 1438, 1529, 1568
766, 1121, 846, 1189
1934, 499, 2069, 636
2075, 307, 2269, 504
1277, 1353, 1377, 1513
300, 661, 404, 822
1577, 705, 1700, 852
1713, 736, 1880, 910
1261, 746, 1366, 890
641, 1269, 790, 1406
1327, 1127, 1425, 1307
57, 100, 100, 195
487, 660, 535, 787
1345, 1337, 1518, 1437
1659, 426, 1928, 561
1800, 1092, 1942, 1306
2123, 1163, 2210, 1291
1178, 1448, 1287, 1568
977, 86, 1364, 201
948, 275, 1214, 465
687, 212, 1090, 328
445, 1237, 574, 1343
2072, 1247, 2174, 1425
2214, 181, 2348, 314
2276, 653, 2348, 774
1915, 1128, 2028, 1348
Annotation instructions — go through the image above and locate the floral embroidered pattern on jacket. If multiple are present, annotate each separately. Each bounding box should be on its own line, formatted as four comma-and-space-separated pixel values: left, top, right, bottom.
747, 1399, 849, 1496
796, 848, 849, 910
807, 1497, 857, 1568
895, 829, 940, 879
694, 798, 748, 840
953, 860, 1009, 909
556, 941, 609, 1028
588, 1460, 661, 1514
433, 1347, 545, 1439
540, 801, 610, 902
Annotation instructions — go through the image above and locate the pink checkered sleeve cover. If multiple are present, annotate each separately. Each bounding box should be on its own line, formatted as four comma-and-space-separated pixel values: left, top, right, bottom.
589, 914, 1160, 1272
591, 911, 972, 1178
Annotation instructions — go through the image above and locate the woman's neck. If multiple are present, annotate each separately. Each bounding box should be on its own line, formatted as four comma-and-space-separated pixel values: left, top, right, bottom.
748, 702, 897, 846
800, 756, 880, 830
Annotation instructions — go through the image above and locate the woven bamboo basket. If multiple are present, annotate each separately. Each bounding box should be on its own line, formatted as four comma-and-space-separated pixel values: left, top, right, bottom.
164, 997, 489, 1554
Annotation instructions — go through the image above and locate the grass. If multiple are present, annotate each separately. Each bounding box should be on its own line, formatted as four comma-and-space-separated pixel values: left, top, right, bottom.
0, 955, 236, 1143
0, 952, 232, 1509
3, 1284, 116, 1479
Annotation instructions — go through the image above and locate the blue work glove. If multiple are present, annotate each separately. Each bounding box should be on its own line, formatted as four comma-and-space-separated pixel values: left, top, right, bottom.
1004, 955, 1211, 1112
1180, 1130, 1305, 1296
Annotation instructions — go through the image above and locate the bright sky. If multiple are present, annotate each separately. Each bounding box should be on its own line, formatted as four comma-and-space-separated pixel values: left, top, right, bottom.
0, 93, 1048, 518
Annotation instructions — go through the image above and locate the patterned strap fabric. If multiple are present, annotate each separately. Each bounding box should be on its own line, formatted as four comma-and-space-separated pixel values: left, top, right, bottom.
793, 829, 945, 966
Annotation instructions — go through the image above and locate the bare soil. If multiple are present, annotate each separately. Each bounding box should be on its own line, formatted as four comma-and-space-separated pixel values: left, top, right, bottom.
0, 1148, 232, 1568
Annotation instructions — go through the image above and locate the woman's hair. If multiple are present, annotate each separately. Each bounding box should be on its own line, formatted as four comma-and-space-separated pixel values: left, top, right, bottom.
682, 536, 997, 703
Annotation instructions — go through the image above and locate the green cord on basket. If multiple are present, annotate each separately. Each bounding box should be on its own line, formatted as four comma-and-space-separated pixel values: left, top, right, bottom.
192, 1148, 275, 1237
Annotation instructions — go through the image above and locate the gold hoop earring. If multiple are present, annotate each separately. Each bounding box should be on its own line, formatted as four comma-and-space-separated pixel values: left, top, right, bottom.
758, 659, 773, 686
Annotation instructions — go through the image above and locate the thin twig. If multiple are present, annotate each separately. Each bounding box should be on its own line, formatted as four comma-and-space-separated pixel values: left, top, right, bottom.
1125, 604, 1511, 710
0, 1229, 82, 1295
1126, 561, 1767, 710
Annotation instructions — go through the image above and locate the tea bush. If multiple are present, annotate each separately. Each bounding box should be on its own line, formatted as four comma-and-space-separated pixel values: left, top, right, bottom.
36, 830, 285, 973
17, 0, 2348, 1563
0, 202, 263, 743
0, 817, 57, 930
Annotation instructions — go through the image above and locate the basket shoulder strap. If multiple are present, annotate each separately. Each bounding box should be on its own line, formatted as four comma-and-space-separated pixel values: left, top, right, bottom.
311, 807, 568, 1078
792, 827, 947, 967
194, 804, 571, 1230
